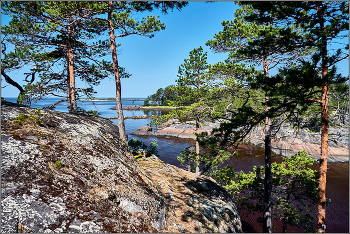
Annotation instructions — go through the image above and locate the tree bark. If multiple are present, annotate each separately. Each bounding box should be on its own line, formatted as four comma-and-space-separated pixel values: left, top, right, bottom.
67, 22, 77, 114
66, 76, 71, 112
262, 53, 272, 233
195, 114, 200, 173
195, 72, 200, 173
317, 2, 329, 232
107, 1, 128, 143
187, 154, 191, 172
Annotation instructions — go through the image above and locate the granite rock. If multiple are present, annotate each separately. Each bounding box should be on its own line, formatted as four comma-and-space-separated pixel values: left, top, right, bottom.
1, 105, 242, 233
132, 119, 349, 163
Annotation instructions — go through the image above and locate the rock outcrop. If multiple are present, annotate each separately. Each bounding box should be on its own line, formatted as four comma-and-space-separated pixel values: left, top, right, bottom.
1, 105, 242, 233
112, 105, 173, 111
107, 115, 159, 120
132, 120, 349, 163
132, 119, 216, 140
244, 125, 349, 163
138, 156, 242, 233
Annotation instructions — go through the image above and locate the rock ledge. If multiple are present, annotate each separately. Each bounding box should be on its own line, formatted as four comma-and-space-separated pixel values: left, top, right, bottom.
1, 105, 242, 233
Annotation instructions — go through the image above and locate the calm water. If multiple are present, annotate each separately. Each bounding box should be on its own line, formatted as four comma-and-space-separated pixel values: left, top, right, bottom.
3, 97, 349, 233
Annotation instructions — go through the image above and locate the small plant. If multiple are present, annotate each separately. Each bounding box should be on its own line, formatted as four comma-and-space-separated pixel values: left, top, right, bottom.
14, 108, 44, 125
14, 113, 28, 125
128, 138, 148, 151
128, 138, 159, 157
102, 169, 113, 174
14, 113, 43, 125
54, 160, 63, 170
77, 107, 100, 116
87, 110, 101, 116
34, 107, 42, 116
77, 107, 85, 112
147, 139, 159, 157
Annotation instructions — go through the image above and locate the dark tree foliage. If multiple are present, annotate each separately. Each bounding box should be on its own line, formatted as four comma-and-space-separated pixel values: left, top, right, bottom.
237, 2, 349, 232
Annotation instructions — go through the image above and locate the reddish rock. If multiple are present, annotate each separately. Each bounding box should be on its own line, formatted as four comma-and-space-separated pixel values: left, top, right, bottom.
137, 126, 152, 132
158, 119, 180, 129
154, 127, 186, 137
178, 129, 211, 139
131, 123, 349, 163
270, 138, 349, 163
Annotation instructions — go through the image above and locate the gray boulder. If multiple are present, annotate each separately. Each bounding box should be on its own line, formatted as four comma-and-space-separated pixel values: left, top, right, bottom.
1, 106, 165, 233
1, 105, 242, 233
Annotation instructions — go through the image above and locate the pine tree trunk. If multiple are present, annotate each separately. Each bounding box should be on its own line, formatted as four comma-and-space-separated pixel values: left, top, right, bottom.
263, 54, 272, 233
263, 105, 272, 233
195, 112, 200, 173
317, 3, 329, 232
66, 77, 71, 112
195, 73, 200, 173
107, 1, 127, 143
187, 154, 191, 172
67, 24, 77, 114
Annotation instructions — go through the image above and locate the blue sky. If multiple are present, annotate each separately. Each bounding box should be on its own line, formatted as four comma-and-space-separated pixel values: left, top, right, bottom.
1, 1, 349, 98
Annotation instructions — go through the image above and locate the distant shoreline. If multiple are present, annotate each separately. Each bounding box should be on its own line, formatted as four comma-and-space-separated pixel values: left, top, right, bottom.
80, 98, 146, 102
111, 105, 177, 111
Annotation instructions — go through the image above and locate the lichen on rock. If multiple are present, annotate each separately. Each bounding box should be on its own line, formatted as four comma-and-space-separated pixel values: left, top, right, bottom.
1, 105, 242, 233
137, 155, 242, 233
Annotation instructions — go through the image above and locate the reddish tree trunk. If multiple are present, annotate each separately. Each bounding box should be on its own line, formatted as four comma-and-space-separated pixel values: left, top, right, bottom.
66, 76, 71, 112
317, 3, 329, 232
107, 1, 127, 143
67, 24, 77, 114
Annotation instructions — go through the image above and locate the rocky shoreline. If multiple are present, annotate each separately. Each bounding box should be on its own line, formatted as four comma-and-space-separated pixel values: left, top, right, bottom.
112, 105, 176, 111
131, 119, 349, 164
80, 99, 145, 102
107, 115, 160, 120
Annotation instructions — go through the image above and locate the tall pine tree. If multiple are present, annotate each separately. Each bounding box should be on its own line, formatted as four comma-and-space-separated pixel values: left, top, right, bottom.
207, 3, 311, 232
175, 46, 210, 173
1, 1, 115, 113
90, 1, 187, 142
249, 2, 349, 232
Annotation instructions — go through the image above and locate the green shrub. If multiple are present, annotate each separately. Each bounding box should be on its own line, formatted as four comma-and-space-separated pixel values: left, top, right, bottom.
77, 107, 101, 116
87, 110, 101, 116
34, 107, 42, 116
14, 113, 28, 124
54, 160, 63, 170
147, 139, 159, 156
212, 150, 322, 233
128, 138, 148, 151
14, 108, 43, 125
128, 138, 159, 157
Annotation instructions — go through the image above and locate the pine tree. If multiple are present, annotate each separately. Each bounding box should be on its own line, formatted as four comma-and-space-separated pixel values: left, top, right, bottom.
251, 2, 349, 232
206, 3, 311, 231
174, 46, 210, 172
91, 1, 187, 142
1, 1, 115, 113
